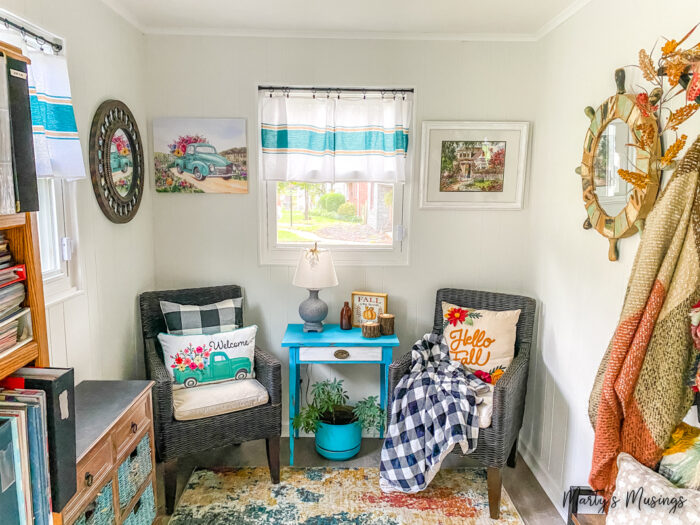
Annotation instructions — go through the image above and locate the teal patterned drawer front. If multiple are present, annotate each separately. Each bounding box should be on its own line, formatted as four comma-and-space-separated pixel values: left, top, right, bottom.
73, 481, 115, 525
118, 433, 153, 510
123, 482, 156, 525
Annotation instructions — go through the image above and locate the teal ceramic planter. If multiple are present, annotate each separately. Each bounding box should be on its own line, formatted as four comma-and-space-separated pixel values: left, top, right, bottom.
315, 420, 362, 460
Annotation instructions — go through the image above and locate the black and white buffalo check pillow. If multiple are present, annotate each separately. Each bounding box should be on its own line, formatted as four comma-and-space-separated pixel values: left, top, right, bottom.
160, 298, 242, 335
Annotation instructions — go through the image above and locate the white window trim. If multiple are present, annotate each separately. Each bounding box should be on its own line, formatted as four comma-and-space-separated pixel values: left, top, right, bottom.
256, 85, 415, 266
41, 179, 83, 302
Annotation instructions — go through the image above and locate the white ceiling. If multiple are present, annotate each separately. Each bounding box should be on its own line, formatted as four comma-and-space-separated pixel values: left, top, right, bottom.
101, 0, 590, 41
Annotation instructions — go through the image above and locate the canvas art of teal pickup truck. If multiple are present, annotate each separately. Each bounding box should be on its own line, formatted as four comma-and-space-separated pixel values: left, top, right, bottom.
110, 149, 131, 173
174, 352, 252, 388
174, 143, 235, 181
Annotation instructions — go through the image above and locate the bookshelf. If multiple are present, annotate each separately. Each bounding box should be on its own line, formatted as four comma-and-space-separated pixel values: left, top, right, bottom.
0, 212, 49, 378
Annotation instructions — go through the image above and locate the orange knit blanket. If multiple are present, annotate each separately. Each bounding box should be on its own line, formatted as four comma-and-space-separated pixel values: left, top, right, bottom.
588, 135, 700, 499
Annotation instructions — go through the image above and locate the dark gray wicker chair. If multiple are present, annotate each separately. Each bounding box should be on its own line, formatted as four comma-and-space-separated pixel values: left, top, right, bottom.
139, 285, 282, 514
387, 288, 536, 519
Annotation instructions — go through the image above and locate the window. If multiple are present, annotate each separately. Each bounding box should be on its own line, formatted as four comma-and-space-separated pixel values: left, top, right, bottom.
0, 14, 84, 300
36, 178, 79, 299
258, 87, 413, 265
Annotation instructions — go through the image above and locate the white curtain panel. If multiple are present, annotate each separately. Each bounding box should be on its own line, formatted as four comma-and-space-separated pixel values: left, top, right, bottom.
27, 50, 85, 179
260, 91, 412, 183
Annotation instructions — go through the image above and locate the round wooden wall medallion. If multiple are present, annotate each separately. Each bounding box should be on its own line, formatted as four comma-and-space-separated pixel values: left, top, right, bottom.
89, 100, 144, 223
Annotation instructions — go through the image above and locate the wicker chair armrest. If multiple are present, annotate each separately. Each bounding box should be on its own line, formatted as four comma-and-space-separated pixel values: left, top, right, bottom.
145, 338, 174, 421
385, 351, 412, 426
254, 346, 282, 406
389, 351, 412, 385
491, 343, 530, 435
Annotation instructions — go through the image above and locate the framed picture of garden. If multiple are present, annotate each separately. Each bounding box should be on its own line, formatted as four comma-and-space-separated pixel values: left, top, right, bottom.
152, 117, 248, 193
419, 121, 529, 209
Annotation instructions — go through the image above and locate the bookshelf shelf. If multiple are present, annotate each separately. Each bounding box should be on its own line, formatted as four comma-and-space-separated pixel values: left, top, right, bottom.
0, 213, 26, 230
0, 339, 38, 377
0, 212, 48, 380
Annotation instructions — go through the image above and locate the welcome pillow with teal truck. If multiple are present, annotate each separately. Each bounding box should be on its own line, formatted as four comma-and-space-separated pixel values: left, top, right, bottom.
158, 325, 257, 389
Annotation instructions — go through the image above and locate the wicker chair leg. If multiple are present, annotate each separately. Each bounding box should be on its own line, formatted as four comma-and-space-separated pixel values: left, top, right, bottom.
487, 467, 502, 519
163, 458, 178, 515
507, 439, 518, 468
266, 436, 280, 484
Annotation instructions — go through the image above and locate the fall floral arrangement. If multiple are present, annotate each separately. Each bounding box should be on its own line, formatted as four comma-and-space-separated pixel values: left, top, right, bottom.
620, 25, 700, 190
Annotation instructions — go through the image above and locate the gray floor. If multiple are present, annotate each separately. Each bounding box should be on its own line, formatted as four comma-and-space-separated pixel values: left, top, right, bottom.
156, 438, 563, 524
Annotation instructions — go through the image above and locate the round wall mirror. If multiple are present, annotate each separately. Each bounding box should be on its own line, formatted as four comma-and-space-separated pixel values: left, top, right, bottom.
578, 70, 661, 261
109, 128, 134, 197
89, 100, 144, 223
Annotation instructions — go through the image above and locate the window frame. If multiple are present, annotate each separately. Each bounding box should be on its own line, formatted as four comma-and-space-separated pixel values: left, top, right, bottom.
38, 178, 82, 302
256, 86, 415, 266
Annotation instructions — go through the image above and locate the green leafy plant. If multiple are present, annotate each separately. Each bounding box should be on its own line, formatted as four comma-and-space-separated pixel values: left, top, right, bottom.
319, 192, 346, 212
292, 378, 384, 434
337, 201, 357, 218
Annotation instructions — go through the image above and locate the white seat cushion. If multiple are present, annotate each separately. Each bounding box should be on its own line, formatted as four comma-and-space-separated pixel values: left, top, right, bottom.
172, 379, 269, 421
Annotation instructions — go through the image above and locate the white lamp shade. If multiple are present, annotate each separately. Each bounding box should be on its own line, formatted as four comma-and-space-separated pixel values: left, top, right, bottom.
292, 248, 339, 289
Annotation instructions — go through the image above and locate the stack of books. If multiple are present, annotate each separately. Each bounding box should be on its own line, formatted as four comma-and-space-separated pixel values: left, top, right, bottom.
0, 367, 77, 524
0, 233, 13, 269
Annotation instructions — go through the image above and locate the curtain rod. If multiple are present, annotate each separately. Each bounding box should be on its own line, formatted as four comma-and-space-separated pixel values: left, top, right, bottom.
259, 86, 413, 94
0, 16, 62, 53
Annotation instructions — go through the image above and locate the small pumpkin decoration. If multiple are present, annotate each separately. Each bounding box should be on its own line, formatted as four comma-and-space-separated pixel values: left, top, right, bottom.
362, 306, 377, 321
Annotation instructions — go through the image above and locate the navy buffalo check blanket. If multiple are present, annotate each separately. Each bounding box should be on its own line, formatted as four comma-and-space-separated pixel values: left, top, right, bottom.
379, 332, 489, 493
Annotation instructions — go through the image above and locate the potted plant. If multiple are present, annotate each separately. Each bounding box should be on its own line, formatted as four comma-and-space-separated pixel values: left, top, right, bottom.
292, 378, 384, 460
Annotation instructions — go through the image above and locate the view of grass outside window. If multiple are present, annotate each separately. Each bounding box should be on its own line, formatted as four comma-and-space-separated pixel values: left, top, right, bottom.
275, 182, 394, 246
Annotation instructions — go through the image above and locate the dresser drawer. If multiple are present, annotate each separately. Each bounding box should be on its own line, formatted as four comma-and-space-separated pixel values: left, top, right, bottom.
76, 438, 113, 505
113, 395, 149, 459
118, 434, 153, 511
299, 346, 382, 362
71, 480, 115, 525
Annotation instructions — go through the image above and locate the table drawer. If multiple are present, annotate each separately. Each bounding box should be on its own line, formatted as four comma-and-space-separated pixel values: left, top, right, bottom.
75, 438, 113, 510
113, 394, 149, 460
299, 346, 382, 362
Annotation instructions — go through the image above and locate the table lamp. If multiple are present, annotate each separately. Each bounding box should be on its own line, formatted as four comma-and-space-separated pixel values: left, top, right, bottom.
293, 243, 338, 332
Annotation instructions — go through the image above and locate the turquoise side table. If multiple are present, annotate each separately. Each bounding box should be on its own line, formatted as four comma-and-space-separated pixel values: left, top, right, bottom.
281, 323, 400, 465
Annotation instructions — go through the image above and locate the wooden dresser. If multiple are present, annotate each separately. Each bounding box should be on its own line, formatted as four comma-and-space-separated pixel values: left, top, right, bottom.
60, 380, 157, 525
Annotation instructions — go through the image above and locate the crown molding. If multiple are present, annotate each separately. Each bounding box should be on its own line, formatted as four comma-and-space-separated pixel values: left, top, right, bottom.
102, 0, 591, 43
141, 26, 539, 42
533, 0, 592, 40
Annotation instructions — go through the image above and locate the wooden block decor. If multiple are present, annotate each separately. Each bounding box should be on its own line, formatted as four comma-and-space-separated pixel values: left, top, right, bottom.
361, 322, 380, 339
379, 314, 395, 336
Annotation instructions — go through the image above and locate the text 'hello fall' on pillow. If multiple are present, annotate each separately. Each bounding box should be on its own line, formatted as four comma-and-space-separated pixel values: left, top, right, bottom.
441, 301, 520, 384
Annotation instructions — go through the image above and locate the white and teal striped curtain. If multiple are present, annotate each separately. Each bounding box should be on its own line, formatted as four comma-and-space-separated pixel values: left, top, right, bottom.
27, 49, 85, 179
260, 91, 412, 182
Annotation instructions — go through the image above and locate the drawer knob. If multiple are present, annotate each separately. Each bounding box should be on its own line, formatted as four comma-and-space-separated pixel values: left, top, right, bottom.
334, 349, 349, 359
131, 422, 138, 434
85, 472, 93, 487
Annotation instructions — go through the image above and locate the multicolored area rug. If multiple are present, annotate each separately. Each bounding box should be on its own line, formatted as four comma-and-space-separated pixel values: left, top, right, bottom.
170, 466, 524, 524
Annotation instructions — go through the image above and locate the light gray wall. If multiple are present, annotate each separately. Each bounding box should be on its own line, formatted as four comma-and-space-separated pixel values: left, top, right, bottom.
144, 35, 540, 437
0, 0, 156, 381
522, 0, 700, 516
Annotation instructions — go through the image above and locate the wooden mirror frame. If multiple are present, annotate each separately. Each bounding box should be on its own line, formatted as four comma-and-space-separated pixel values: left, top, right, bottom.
89, 100, 144, 223
578, 70, 661, 261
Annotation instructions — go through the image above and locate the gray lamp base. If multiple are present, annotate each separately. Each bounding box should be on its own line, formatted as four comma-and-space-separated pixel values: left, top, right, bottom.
299, 289, 328, 332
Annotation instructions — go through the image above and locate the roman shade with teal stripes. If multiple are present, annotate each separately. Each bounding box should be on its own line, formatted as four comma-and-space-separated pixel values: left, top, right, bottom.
27, 49, 85, 179
260, 91, 412, 182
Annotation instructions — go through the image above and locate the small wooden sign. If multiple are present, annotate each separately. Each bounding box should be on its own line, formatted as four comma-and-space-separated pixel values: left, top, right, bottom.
351, 291, 388, 327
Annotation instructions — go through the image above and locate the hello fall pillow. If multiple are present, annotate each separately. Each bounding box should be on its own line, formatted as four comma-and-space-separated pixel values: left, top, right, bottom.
158, 325, 257, 390
441, 301, 520, 384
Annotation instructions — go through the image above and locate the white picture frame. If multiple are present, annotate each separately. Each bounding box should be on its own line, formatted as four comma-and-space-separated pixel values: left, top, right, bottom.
419, 121, 530, 210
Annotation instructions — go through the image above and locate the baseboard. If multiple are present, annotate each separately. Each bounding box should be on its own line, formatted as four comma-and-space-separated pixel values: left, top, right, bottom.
519, 439, 568, 521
